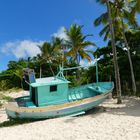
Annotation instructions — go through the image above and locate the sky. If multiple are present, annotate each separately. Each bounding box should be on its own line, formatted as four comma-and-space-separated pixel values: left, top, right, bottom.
0, 0, 139, 71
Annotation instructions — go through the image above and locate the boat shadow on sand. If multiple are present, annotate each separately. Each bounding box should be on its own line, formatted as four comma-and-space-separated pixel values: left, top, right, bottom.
62, 106, 105, 123
0, 107, 103, 128
0, 109, 41, 128
0, 118, 37, 128
64, 97, 140, 123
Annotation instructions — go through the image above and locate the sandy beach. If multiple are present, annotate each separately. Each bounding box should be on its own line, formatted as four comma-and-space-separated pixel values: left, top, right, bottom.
0, 91, 140, 140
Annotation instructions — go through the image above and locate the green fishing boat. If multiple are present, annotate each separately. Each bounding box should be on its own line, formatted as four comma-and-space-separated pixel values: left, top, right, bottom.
4, 59, 114, 119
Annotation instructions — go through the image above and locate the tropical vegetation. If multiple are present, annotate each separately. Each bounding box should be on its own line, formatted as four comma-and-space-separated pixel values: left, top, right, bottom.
0, 1, 140, 104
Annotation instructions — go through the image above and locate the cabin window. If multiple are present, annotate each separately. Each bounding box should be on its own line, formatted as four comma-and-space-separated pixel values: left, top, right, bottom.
50, 85, 57, 92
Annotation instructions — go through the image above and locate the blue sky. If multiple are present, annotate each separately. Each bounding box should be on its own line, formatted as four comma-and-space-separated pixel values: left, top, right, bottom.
0, 0, 139, 71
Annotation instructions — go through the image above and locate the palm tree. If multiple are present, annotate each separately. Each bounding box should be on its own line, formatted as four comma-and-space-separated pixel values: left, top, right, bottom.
65, 24, 96, 80
51, 37, 67, 65
95, 0, 138, 94
38, 42, 56, 76
117, 0, 137, 94
130, 0, 140, 23
38, 39, 64, 76
34, 54, 45, 78
106, 0, 122, 103
95, 0, 122, 103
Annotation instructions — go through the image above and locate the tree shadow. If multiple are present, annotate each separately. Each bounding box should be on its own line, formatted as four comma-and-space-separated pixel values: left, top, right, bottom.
103, 97, 140, 117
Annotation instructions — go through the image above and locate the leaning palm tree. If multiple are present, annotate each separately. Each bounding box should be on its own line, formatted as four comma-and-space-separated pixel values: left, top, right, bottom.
130, 0, 140, 21
95, 0, 138, 94
106, 0, 122, 103
95, 0, 122, 103
115, 0, 137, 94
65, 24, 96, 80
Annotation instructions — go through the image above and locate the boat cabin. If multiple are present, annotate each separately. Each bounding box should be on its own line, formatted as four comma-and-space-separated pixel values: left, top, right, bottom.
23, 68, 70, 107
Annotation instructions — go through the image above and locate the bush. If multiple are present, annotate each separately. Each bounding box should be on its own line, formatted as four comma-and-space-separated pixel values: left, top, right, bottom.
0, 80, 11, 91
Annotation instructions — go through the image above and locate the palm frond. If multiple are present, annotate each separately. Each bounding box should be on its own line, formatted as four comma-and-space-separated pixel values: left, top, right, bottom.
96, 0, 106, 5
99, 24, 109, 37
79, 50, 91, 61
94, 12, 108, 26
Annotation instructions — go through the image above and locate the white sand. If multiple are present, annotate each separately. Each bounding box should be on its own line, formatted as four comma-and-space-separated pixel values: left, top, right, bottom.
0, 91, 140, 140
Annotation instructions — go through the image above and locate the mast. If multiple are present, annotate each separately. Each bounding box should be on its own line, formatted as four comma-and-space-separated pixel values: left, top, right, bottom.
56, 57, 100, 81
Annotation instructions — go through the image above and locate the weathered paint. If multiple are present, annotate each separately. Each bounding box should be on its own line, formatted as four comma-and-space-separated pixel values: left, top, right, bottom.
31, 77, 70, 87
6, 90, 111, 119
37, 83, 68, 106
29, 77, 70, 107
5, 82, 114, 119
5, 92, 110, 119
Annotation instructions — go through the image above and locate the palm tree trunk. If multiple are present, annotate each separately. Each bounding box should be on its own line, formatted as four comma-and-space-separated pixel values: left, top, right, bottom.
121, 19, 136, 94
48, 62, 55, 76
106, 0, 122, 104
76, 53, 80, 80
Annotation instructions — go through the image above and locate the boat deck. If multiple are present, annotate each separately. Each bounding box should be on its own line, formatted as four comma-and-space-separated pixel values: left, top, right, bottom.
15, 82, 113, 108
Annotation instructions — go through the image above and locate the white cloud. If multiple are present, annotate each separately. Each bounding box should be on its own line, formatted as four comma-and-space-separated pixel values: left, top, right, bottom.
1, 40, 43, 58
52, 27, 69, 40
85, 45, 97, 51
80, 59, 96, 67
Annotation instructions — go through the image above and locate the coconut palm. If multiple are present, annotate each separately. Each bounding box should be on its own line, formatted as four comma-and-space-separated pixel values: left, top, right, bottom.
33, 54, 45, 78
65, 24, 96, 80
39, 42, 57, 76
116, 0, 137, 94
51, 37, 67, 65
38, 38, 65, 76
106, 0, 122, 103
95, 0, 122, 103
95, 0, 138, 94
129, 0, 140, 24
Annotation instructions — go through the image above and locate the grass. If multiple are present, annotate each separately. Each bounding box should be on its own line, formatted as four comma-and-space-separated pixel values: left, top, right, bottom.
0, 94, 13, 101
0, 102, 2, 107
0, 87, 23, 94
1, 95, 13, 101
5, 87, 23, 93
0, 93, 14, 108
0, 87, 24, 103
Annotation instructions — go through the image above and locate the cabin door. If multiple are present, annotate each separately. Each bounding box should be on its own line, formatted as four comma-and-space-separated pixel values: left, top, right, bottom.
31, 87, 36, 105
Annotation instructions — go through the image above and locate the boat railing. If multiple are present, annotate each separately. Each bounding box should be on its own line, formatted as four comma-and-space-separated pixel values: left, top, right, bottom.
68, 82, 113, 102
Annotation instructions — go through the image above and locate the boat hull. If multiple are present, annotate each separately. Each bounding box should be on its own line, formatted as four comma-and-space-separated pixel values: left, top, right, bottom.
5, 92, 112, 119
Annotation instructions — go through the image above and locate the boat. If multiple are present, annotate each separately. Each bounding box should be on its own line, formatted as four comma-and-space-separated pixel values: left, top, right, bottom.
4, 59, 114, 119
